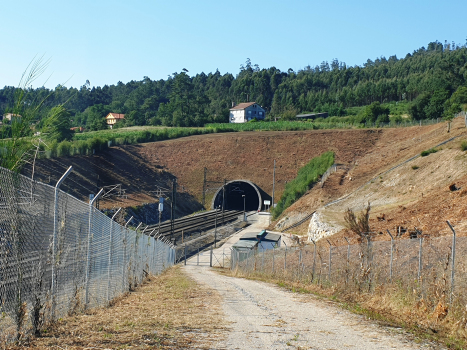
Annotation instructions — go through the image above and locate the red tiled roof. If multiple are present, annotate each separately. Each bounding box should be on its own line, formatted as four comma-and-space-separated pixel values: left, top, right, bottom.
106, 113, 125, 119
230, 102, 257, 110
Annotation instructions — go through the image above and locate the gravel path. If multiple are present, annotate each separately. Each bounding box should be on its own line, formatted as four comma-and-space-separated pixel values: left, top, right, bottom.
183, 214, 443, 350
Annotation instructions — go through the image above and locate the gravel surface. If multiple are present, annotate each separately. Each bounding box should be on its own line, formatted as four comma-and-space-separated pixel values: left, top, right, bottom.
183, 214, 444, 350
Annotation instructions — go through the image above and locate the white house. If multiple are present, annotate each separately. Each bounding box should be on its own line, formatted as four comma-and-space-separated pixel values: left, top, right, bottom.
229, 102, 266, 123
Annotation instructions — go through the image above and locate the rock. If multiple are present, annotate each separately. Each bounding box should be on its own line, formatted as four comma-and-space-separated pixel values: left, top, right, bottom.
307, 212, 338, 242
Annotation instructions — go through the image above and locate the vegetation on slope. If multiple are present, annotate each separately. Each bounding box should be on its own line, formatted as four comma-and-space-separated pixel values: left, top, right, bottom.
273, 151, 334, 219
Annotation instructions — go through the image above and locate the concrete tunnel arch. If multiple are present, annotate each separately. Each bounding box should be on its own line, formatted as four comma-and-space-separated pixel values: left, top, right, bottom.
211, 179, 271, 212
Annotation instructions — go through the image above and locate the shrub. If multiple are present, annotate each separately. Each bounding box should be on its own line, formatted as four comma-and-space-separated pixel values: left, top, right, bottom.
56, 140, 72, 157
461, 140, 467, 151
412, 165, 419, 170
421, 148, 438, 157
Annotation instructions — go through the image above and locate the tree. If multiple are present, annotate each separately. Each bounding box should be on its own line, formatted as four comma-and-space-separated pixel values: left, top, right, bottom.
42, 105, 73, 142
424, 90, 449, 119
85, 104, 109, 131
359, 102, 389, 124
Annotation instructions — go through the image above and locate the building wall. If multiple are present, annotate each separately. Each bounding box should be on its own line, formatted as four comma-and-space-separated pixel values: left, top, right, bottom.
229, 110, 245, 123
244, 104, 265, 121
229, 104, 266, 123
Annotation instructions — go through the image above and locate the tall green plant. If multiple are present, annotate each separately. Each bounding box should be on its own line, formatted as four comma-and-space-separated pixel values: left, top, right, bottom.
273, 151, 334, 219
0, 57, 52, 171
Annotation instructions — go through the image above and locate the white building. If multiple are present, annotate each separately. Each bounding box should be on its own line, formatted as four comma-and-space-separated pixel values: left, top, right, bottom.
229, 102, 266, 123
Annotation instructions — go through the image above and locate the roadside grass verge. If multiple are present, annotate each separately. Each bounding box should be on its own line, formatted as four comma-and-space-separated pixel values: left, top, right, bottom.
9, 266, 225, 349
272, 151, 335, 219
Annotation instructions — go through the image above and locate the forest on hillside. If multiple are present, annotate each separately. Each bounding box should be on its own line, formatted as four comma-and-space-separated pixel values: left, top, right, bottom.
1, 39, 467, 133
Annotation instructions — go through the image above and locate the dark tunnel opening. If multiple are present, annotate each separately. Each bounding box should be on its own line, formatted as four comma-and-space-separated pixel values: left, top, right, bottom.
212, 181, 261, 212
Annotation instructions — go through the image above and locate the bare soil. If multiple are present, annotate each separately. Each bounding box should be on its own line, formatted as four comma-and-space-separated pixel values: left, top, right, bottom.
274, 118, 467, 239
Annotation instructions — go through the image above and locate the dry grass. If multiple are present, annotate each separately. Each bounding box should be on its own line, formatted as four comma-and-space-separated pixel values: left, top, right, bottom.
7, 266, 225, 349
230, 249, 467, 349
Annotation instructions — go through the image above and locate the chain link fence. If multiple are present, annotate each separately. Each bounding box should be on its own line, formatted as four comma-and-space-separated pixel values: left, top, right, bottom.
232, 226, 466, 313
0, 166, 174, 342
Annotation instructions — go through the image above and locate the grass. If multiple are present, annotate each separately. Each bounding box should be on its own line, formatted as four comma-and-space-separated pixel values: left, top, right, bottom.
31, 115, 442, 160
11, 267, 225, 349
38, 126, 219, 159
273, 151, 335, 218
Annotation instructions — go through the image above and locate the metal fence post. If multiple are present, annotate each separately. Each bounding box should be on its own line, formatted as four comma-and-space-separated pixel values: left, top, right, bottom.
184, 244, 187, 265
310, 238, 316, 282
210, 244, 213, 267
272, 247, 275, 274
261, 244, 264, 272
447, 221, 456, 304
122, 216, 133, 292
418, 235, 423, 281
298, 249, 302, 280
327, 240, 332, 281
51, 166, 72, 319
85, 188, 104, 308
344, 237, 350, 284
107, 208, 121, 302
284, 246, 287, 271
386, 230, 394, 282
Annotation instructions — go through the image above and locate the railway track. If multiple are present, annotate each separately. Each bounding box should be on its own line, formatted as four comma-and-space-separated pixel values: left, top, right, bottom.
144, 210, 242, 241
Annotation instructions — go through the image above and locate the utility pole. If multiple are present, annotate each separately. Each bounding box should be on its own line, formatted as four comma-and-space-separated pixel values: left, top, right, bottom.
202, 167, 207, 208
272, 159, 276, 211
171, 178, 177, 239
222, 179, 226, 225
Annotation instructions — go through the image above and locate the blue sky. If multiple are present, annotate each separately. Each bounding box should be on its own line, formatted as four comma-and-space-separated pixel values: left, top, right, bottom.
1, 0, 466, 89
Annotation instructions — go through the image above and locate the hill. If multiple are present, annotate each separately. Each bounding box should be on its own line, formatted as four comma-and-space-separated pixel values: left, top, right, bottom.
21, 117, 466, 238
273, 116, 467, 240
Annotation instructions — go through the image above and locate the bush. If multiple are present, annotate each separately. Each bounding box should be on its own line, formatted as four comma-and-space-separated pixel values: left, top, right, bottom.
273, 151, 334, 219
56, 140, 72, 157
461, 140, 467, 151
420, 148, 438, 157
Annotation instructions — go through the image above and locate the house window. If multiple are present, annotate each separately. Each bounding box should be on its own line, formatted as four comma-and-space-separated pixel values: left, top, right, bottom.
259, 112, 263, 116
248, 111, 251, 115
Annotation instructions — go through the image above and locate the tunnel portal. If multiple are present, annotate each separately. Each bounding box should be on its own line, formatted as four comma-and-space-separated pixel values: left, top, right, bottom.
211, 180, 270, 212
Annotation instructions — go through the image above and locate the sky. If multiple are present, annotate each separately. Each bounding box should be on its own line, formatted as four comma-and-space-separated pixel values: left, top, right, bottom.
1, 0, 466, 89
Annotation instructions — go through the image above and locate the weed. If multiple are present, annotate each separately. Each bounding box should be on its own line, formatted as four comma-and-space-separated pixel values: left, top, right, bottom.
412, 165, 419, 170
461, 140, 467, 151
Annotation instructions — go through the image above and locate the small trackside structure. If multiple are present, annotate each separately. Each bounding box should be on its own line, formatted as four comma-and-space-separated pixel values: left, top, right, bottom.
229, 102, 266, 123
232, 230, 281, 251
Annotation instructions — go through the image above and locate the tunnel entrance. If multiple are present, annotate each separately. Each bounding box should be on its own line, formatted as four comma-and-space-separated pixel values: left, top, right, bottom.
211, 180, 270, 212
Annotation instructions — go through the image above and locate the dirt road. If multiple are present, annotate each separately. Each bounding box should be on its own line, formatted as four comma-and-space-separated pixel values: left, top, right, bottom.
183, 214, 443, 350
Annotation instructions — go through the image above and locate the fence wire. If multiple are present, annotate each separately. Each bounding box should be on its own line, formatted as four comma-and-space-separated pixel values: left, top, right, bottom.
232, 230, 465, 311
0, 166, 174, 341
